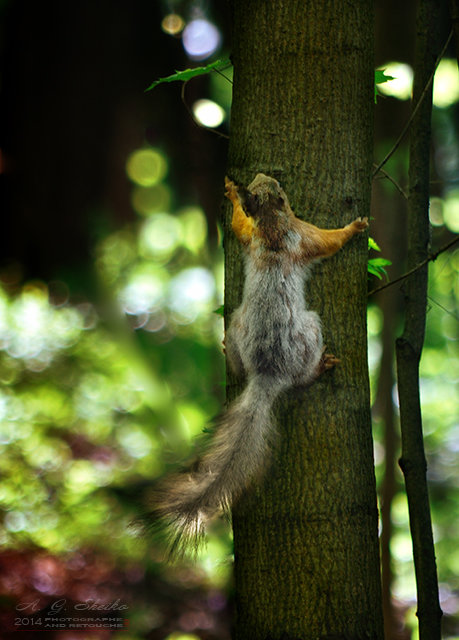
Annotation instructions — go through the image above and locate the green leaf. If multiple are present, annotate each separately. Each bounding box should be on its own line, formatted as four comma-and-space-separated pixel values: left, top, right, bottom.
374, 69, 396, 103
368, 257, 392, 280
367, 263, 384, 279
368, 236, 381, 252
369, 257, 392, 267
375, 69, 395, 85
213, 305, 225, 317
146, 57, 232, 92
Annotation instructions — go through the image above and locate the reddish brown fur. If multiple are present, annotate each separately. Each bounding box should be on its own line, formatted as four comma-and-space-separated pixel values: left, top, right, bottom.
224, 175, 368, 266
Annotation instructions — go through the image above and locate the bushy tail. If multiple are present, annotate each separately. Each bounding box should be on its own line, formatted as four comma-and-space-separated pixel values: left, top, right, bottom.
149, 374, 284, 558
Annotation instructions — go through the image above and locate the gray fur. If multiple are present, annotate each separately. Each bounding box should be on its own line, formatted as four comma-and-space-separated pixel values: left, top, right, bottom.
149, 173, 366, 558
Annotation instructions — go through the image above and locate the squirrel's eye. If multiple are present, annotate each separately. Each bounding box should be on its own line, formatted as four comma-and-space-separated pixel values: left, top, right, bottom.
246, 193, 259, 214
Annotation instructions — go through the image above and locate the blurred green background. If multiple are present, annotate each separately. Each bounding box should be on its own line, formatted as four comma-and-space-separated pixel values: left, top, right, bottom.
0, 1, 458, 639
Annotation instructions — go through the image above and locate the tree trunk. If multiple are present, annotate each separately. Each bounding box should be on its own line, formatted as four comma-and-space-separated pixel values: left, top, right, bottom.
373, 5, 413, 635
225, 2, 383, 638
395, 0, 443, 638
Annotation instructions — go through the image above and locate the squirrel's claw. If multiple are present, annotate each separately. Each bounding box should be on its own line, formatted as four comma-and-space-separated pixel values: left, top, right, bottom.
351, 216, 369, 232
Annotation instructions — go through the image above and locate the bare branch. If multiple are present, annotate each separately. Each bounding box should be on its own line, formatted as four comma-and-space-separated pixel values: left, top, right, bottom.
427, 294, 459, 321
373, 164, 408, 199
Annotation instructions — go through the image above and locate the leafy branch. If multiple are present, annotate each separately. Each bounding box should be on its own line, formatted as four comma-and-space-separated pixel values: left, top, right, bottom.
146, 55, 455, 302
145, 57, 232, 92
368, 237, 392, 280
372, 29, 453, 179
147, 58, 394, 97
368, 235, 459, 296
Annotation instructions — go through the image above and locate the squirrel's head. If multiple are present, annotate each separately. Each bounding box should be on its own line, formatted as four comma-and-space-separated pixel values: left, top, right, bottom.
242, 174, 293, 251
243, 174, 290, 218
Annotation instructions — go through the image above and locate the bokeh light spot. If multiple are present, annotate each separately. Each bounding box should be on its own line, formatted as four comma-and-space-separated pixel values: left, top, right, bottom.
126, 148, 168, 187
433, 59, 459, 108
443, 190, 459, 232
5, 511, 28, 532
119, 270, 165, 315
192, 99, 225, 128
179, 207, 208, 253
65, 460, 99, 495
116, 425, 153, 459
2, 285, 84, 370
161, 13, 185, 35
429, 197, 444, 227
131, 184, 171, 216
377, 62, 413, 100
139, 212, 182, 259
97, 231, 136, 284
168, 267, 216, 323
182, 19, 221, 60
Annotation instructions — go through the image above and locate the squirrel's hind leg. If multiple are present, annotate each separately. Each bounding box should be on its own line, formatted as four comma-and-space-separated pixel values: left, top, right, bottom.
294, 311, 324, 386
224, 324, 246, 378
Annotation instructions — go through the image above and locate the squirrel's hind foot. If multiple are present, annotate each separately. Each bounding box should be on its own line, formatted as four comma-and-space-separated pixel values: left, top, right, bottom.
317, 349, 340, 376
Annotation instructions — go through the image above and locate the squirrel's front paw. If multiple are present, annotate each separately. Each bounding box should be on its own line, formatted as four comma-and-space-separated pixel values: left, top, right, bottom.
351, 216, 369, 232
224, 176, 238, 201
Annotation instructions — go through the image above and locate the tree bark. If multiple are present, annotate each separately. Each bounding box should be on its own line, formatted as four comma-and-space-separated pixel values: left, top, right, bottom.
225, 2, 383, 638
395, 1, 443, 638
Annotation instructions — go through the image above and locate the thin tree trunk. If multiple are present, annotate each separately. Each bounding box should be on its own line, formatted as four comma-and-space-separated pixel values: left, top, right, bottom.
225, 2, 383, 638
372, 184, 407, 640
376, 290, 400, 638
395, 0, 443, 638
373, 9, 413, 632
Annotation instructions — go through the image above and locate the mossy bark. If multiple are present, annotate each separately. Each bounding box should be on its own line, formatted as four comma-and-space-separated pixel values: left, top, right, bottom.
224, 2, 383, 639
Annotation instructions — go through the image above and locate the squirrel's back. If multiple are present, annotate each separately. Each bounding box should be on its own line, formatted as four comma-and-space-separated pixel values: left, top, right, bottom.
229, 255, 319, 383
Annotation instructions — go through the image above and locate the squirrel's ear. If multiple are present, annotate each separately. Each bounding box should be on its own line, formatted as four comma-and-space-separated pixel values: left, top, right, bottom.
267, 193, 284, 212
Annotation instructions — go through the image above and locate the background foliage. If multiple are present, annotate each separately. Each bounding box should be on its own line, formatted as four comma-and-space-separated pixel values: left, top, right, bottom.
0, 1, 458, 639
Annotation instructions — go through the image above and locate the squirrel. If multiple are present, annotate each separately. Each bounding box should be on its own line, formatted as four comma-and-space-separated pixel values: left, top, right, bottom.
149, 173, 368, 557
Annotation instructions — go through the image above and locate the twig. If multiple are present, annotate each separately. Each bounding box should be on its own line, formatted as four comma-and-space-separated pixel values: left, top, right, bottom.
213, 66, 233, 85
372, 29, 453, 179
368, 235, 459, 296
373, 164, 408, 199
427, 294, 459, 321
